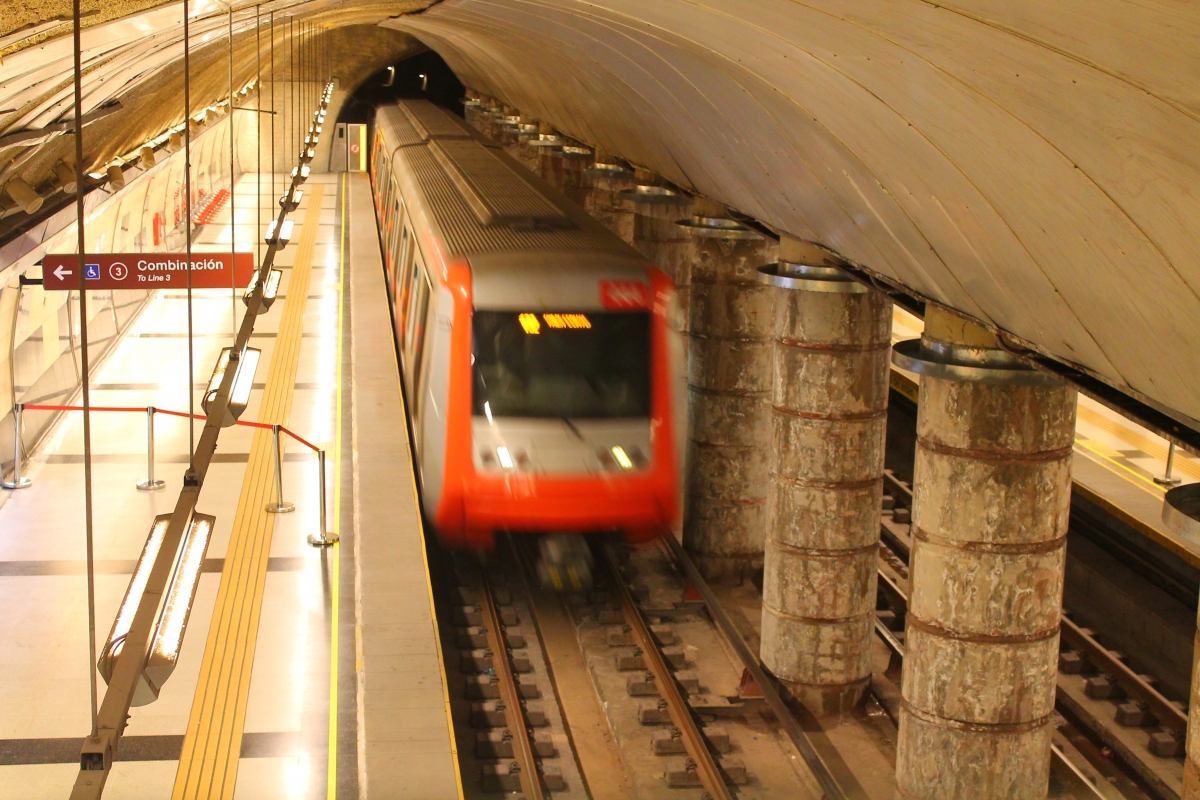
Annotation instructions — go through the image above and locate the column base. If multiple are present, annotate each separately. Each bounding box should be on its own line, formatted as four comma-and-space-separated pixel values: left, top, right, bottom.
778, 675, 870, 718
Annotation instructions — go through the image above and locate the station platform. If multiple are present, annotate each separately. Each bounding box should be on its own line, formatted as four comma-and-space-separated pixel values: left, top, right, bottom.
0, 173, 461, 798
890, 306, 1200, 569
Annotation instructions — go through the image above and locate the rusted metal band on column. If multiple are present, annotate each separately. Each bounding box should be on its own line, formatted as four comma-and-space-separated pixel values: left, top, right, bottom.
917, 436, 1074, 464
777, 338, 892, 353
905, 612, 1060, 645
687, 385, 771, 400
766, 538, 879, 558
911, 526, 1069, 555
769, 471, 882, 491
772, 405, 888, 423
686, 331, 771, 345
899, 697, 1053, 734
762, 600, 874, 626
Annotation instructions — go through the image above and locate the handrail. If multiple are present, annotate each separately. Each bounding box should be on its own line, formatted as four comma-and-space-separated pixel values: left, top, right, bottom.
19, 403, 319, 451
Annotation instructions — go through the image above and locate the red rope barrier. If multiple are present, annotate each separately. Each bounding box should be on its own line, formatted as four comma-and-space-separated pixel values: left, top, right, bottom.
19, 403, 320, 447
280, 426, 320, 452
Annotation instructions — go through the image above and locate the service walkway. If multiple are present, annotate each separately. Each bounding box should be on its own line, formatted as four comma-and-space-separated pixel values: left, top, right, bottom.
0, 172, 460, 798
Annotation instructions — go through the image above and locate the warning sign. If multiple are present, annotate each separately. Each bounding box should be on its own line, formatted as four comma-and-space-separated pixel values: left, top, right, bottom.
349, 142, 360, 154
42, 253, 255, 291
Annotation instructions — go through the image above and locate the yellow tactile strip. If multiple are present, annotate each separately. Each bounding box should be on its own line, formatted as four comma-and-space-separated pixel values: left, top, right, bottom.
172, 185, 324, 800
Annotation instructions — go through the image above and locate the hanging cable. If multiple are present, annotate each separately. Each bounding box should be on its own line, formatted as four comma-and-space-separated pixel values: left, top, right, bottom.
184, 0, 195, 470
256, 5, 261, 276
228, 5, 236, 339
270, 11, 275, 222
71, 0, 99, 743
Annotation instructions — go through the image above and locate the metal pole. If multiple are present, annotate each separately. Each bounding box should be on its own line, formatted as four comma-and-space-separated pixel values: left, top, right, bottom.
1, 403, 31, 489
266, 423, 294, 512
308, 448, 338, 546
136, 407, 165, 490
228, 5, 236, 340
71, 0, 100, 742
1156, 442, 1184, 487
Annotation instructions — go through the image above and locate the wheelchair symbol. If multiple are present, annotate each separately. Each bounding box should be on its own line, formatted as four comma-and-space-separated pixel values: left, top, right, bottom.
85, 263, 100, 280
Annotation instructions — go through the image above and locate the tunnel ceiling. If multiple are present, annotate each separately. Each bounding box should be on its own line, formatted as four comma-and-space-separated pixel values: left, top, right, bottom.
2, 0, 1199, 428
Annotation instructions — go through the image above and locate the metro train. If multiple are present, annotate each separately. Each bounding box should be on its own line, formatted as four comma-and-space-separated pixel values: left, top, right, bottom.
369, 99, 683, 581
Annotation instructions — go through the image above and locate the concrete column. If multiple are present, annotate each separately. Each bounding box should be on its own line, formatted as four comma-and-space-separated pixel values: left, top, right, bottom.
583, 151, 637, 243
757, 239, 892, 716
893, 307, 1076, 800
558, 146, 592, 208
681, 205, 777, 578
626, 185, 693, 284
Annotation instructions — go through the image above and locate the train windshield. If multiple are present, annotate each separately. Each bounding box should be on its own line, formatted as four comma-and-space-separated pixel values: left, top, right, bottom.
472, 311, 651, 419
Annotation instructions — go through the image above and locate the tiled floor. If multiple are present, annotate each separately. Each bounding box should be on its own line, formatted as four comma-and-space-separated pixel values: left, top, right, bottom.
0, 172, 455, 799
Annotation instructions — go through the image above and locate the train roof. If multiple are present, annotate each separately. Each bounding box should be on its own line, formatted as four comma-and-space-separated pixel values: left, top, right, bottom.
375, 100, 645, 268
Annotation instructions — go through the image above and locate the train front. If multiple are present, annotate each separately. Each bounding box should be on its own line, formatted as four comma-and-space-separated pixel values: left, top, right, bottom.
438, 264, 682, 585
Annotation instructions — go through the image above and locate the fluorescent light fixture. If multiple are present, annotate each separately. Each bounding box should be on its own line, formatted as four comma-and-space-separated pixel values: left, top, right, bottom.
243, 268, 282, 312
496, 446, 515, 470
106, 163, 126, 190
611, 446, 633, 470
98, 511, 216, 706
292, 164, 310, 184
279, 188, 302, 211
265, 218, 294, 247
484, 401, 493, 425
201, 346, 262, 426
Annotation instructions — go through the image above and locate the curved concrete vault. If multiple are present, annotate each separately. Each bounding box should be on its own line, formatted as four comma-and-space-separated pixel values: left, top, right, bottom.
1, 0, 1199, 427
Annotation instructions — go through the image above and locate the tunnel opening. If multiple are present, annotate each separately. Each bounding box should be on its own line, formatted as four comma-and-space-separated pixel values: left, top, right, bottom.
337, 48, 464, 124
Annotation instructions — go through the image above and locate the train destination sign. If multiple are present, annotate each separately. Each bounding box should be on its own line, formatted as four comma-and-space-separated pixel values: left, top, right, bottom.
42, 253, 255, 291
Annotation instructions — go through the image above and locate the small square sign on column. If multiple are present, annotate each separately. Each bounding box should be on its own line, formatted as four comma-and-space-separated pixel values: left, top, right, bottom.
85, 263, 100, 280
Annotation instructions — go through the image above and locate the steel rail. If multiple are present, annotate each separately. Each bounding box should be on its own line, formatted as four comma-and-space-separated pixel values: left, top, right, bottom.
660, 535, 843, 800
602, 544, 735, 800
478, 567, 545, 800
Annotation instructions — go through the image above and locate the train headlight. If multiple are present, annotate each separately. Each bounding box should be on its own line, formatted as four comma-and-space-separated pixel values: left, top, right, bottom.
611, 446, 633, 470
496, 447, 515, 470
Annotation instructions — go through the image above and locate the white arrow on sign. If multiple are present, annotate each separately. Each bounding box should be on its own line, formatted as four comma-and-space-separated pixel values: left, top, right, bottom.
54, 264, 73, 281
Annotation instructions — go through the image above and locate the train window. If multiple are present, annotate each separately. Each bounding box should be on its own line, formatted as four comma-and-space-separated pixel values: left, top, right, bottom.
406, 259, 431, 356
396, 225, 414, 336
471, 311, 651, 419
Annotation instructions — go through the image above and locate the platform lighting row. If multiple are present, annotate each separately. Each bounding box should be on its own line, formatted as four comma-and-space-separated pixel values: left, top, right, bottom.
95, 81, 337, 710
98, 511, 215, 705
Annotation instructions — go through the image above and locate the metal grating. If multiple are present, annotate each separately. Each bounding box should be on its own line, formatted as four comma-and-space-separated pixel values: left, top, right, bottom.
399, 144, 613, 257
432, 138, 568, 228
377, 105, 423, 148
399, 99, 474, 140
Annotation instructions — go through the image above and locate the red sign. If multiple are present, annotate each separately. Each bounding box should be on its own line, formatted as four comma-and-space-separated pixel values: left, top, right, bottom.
599, 280, 648, 310
42, 253, 255, 291
349, 142, 360, 154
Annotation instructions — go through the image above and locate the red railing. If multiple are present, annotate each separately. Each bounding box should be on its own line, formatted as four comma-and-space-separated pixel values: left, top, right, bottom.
20, 403, 319, 451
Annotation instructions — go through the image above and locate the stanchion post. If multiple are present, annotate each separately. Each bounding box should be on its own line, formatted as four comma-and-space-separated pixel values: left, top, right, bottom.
136, 406, 166, 491
307, 448, 338, 546
1155, 442, 1183, 487
2, 402, 32, 489
266, 423, 295, 513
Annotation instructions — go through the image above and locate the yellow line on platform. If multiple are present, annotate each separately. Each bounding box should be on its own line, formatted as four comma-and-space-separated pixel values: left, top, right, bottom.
327, 172, 345, 799
172, 184, 325, 800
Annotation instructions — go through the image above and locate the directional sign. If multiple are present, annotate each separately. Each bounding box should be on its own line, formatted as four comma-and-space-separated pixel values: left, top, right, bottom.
42, 253, 255, 291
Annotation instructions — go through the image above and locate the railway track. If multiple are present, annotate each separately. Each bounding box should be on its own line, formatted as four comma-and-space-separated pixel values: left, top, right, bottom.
443, 534, 847, 799
875, 470, 1185, 800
